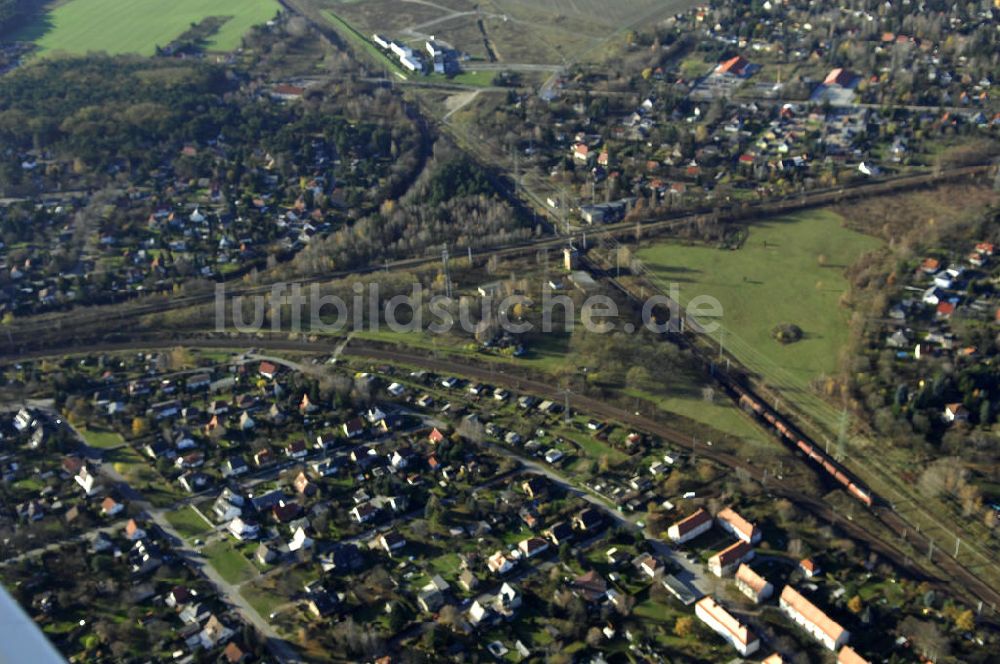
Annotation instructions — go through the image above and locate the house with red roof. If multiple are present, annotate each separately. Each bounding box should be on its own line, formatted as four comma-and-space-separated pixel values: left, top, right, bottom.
695, 596, 760, 656
735, 564, 773, 603
943, 403, 969, 424
936, 301, 956, 319
780, 585, 850, 651
838, 646, 871, 664
667, 508, 712, 544
716, 506, 760, 544
708, 540, 754, 577
824, 68, 858, 88
717, 55, 752, 77
101, 496, 124, 517
799, 557, 821, 578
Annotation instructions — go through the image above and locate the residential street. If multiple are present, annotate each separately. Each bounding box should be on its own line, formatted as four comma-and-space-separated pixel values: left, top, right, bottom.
53, 410, 307, 664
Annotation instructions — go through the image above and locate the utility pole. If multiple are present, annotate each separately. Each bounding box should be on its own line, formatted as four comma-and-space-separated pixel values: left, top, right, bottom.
836, 408, 849, 461
513, 150, 520, 192
559, 189, 567, 235
954, 537, 961, 558
928, 539, 935, 561
467, 246, 472, 266
441, 247, 452, 299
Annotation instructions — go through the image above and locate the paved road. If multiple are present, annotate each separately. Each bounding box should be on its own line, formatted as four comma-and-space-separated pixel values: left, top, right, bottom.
47, 410, 307, 663
12, 336, 1000, 616
0, 522, 124, 566
255, 350, 714, 597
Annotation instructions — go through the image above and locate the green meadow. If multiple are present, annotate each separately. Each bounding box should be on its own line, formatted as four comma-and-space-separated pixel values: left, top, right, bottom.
637, 209, 882, 389
10, 0, 280, 56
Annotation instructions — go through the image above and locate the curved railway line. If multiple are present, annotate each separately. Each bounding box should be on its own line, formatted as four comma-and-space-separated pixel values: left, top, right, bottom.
582, 244, 1000, 615
1, 163, 992, 350
4, 333, 1000, 614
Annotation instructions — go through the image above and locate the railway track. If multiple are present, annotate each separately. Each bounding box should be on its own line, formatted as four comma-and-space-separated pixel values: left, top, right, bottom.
4, 333, 1000, 612
1, 163, 992, 351
582, 240, 1000, 613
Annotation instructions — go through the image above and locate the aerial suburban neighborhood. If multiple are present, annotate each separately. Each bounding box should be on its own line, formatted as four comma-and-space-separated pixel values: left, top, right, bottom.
0, 0, 998, 662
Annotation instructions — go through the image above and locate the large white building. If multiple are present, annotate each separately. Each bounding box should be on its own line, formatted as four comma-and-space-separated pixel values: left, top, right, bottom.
666, 507, 713, 544
695, 596, 760, 657
735, 563, 773, 604
708, 539, 754, 577
716, 506, 761, 544
780, 586, 850, 651
389, 41, 411, 59
399, 55, 421, 72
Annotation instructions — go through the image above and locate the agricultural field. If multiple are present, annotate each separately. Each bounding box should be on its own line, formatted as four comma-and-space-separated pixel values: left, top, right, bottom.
8, 0, 280, 56
637, 209, 882, 390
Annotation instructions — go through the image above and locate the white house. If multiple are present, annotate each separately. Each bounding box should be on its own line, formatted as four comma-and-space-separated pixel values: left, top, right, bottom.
667, 508, 712, 544
487, 551, 514, 575
695, 596, 760, 657
735, 564, 773, 603
708, 540, 755, 577
922, 286, 945, 305
943, 403, 970, 424
289, 527, 314, 552
716, 507, 761, 544
780, 586, 850, 651
75, 466, 98, 496
228, 517, 260, 541
13, 408, 34, 432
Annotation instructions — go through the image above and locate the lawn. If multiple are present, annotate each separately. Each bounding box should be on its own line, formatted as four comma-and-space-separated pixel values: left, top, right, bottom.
240, 582, 288, 618
203, 540, 258, 585
106, 444, 183, 506
321, 9, 408, 77
428, 69, 498, 87
624, 383, 768, 444
10, 0, 281, 56
563, 431, 628, 465
637, 210, 882, 390
79, 427, 124, 449
164, 506, 212, 540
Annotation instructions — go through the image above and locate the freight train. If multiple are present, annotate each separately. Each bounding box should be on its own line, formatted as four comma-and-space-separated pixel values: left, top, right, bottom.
582, 249, 876, 509
727, 381, 874, 507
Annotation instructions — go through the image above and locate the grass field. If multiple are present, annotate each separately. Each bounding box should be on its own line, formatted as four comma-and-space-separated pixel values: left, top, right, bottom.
240, 583, 287, 618
79, 426, 124, 449
203, 540, 257, 585
624, 385, 767, 444
311, 0, 700, 65
352, 323, 768, 443
637, 210, 881, 390
164, 506, 212, 540
10, 0, 281, 56
321, 8, 409, 76
106, 444, 183, 507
